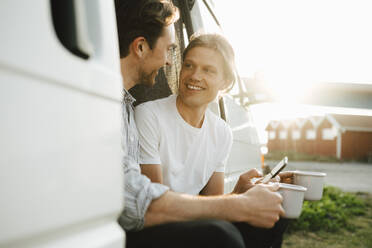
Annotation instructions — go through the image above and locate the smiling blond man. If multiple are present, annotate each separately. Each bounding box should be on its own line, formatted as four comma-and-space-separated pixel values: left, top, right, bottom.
135, 34, 235, 195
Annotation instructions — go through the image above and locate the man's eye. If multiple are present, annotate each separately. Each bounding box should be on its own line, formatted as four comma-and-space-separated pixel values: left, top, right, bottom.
204, 68, 215, 74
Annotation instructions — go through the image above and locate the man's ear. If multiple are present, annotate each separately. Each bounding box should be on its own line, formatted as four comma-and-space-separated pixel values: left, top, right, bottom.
131, 37, 148, 58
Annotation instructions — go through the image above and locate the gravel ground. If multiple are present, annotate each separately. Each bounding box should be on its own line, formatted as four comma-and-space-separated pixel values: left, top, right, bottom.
266, 160, 372, 193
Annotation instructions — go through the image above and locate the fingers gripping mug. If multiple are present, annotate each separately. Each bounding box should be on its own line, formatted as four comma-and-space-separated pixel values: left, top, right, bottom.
278, 183, 307, 219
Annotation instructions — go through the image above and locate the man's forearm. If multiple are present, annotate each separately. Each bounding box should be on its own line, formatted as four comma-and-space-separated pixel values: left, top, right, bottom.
144, 184, 284, 229
144, 191, 240, 227
140, 164, 163, 183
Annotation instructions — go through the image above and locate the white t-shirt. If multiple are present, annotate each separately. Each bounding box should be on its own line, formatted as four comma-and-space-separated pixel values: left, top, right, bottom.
134, 95, 233, 195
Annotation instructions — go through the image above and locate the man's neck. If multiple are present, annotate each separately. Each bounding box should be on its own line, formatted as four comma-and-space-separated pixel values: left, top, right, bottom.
176, 96, 207, 128
120, 57, 139, 91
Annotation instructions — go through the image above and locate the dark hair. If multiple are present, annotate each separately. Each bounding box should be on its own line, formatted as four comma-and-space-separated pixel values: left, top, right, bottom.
115, 0, 179, 58
183, 33, 236, 92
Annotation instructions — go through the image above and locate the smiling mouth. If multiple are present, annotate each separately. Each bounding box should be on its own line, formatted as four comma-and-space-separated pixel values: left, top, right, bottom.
186, 84, 205, 91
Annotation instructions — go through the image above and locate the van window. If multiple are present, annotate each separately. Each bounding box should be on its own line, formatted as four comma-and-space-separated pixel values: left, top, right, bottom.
50, 0, 91, 59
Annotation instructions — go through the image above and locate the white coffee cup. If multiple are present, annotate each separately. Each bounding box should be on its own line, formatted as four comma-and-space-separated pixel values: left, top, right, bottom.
278, 183, 307, 219
293, 171, 327, 201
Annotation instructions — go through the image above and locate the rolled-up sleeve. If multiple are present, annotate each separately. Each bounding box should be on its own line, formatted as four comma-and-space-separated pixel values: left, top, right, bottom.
119, 90, 168, 231
119, 157, 168, 230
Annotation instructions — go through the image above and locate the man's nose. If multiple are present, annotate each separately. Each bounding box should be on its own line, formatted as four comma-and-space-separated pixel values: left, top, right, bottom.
190, 68, 202, 81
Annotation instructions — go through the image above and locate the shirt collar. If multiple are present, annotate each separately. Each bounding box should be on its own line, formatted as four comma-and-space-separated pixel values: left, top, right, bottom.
123, 88, 136, 105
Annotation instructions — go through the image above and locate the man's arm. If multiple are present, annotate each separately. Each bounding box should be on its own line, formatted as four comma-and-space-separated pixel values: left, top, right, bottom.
140, 164, 163, 184
199, 172, 224, 195
144, 183, 284, 228
198, 121, 231, 196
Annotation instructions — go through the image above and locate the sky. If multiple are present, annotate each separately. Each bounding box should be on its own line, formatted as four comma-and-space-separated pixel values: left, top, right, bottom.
215, 0, 372, 83
210, 0, 372, 143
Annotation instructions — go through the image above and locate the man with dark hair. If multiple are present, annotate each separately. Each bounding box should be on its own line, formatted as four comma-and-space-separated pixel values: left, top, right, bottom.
115, 0, 178, 87
115, 0, 292, 247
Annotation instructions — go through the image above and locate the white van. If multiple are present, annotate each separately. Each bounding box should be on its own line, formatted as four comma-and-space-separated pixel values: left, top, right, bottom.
0, 0, 262, 247
0, 1, 125, 247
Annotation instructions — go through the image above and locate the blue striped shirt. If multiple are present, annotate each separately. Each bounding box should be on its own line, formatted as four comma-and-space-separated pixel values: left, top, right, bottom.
119, 89, 169, 231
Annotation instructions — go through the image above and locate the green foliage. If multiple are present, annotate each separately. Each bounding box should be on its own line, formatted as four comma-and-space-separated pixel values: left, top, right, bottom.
287, 186, 366, 233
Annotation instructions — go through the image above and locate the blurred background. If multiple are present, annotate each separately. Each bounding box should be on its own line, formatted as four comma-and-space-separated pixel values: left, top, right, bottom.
214, 0, 372, 144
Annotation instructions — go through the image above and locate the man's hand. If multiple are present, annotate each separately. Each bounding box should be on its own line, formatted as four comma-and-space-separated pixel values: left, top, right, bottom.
231, 168, 262, 194
232, 168, 283, 194
234, 183, 284, 228
279, 171, 294, 184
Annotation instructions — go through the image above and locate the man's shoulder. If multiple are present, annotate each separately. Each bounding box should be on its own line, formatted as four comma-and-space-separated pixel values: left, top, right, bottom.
206, 109, 230, 129
206, 109, 232, 138
136, 95, 175, 112
134, 95, 176, 123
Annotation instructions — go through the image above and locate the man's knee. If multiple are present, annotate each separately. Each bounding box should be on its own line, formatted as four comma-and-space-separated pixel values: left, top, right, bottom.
201, 220, 245, 248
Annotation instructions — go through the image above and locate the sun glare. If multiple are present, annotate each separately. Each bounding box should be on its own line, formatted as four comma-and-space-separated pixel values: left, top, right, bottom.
211, 0, 372, 144
215, 0, 372, 103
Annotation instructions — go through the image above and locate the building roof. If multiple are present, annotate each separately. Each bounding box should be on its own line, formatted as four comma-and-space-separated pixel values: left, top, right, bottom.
265, 114, 372, 132
301, 115, 324, 128
278, 119, 293, 129
329, 114, 372, 132
265, 120, 280, 131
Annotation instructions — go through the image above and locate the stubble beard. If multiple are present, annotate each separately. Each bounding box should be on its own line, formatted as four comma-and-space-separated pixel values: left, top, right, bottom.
138, 68, 158, 87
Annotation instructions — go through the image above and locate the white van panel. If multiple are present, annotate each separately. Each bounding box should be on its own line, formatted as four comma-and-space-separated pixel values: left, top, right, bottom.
223, 96, 261, 193
0, 0, 122, 101
0, 0, 125, 247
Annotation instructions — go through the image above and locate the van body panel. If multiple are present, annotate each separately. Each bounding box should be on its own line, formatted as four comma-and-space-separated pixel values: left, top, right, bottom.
0, 0, 125, 247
